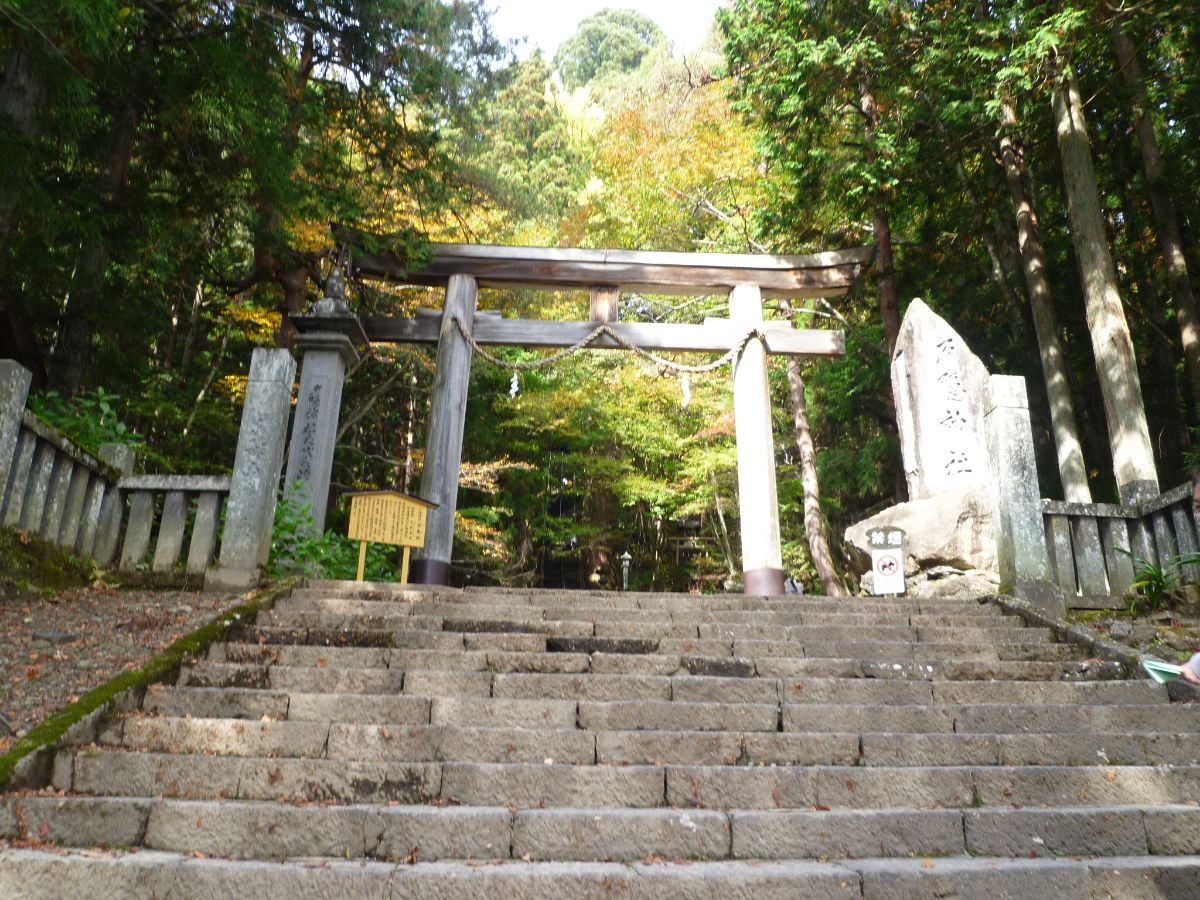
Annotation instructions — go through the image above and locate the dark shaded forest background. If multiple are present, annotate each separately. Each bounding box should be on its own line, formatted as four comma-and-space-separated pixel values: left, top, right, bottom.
1, 0, 1197, 592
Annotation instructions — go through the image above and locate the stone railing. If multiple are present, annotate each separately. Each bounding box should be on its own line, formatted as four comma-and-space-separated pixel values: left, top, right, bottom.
113, 474, 232, 574
1, 410, 129, 561
0, 360, 232, 576
1041, 482, 1199, 606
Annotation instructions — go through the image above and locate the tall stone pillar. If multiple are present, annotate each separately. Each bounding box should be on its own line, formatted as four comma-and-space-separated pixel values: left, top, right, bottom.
0, 360, 32, 510
284, 332, 359, 532
730, 284, 784, 596
411, 274, 477, 586
205, 348, 297, 593
984, 374, 1065, 618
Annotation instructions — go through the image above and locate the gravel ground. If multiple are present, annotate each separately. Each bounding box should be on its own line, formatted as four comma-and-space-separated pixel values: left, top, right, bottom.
0, 587, 239, 748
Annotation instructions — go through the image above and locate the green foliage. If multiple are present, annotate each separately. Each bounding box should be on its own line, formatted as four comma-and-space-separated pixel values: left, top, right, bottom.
1128, 555, 1175, 614
27, 388, 143, 454
269, 484, 398, 582
554, 8, 668, 89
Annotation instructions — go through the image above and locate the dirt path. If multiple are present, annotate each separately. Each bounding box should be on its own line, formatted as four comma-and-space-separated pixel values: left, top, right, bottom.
0, 587, 238, 746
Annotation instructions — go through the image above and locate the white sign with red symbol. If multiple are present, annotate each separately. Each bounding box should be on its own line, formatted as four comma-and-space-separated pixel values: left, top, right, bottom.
867, 527, 906, 595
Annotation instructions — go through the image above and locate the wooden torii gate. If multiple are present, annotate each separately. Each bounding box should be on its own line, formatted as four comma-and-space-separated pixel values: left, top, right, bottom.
292, 241, 868, 595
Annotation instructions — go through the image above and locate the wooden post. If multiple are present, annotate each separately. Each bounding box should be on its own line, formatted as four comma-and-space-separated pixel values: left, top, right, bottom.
356, 541, 367, 582
589, 286, 619, 323
411, 274, 477, 585
729, 284, 785, 595
400, 546, 411, 585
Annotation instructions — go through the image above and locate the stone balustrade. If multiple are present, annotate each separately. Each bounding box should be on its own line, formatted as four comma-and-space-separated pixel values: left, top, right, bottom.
1041, 482, 1200, 607
0, 359, 232, 577
114, 474, 232, 574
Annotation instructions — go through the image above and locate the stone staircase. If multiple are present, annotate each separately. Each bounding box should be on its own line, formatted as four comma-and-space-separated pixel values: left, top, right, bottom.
3, 581, 1200, 897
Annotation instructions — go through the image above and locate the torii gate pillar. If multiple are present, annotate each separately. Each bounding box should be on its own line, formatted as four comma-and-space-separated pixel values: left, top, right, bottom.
730, 284, 785, 595
411, 274, 477, 585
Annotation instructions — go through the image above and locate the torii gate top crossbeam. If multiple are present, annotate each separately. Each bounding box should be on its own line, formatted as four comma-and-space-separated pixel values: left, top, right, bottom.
349, 241, 872, 299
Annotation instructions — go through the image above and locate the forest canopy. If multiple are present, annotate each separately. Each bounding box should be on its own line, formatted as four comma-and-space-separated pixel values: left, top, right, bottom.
1, 0, 1197, 592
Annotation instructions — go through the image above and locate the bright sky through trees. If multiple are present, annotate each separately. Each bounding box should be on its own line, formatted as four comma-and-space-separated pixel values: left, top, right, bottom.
488, 0, 726, 57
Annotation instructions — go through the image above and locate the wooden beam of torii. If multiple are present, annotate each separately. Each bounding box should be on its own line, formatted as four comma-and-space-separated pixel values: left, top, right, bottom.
291, 239, 869, 594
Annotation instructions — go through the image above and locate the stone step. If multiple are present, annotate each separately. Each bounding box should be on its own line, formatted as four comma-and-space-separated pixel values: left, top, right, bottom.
293, 583, 1002, 611
102, 707, 1200, 768
206, 639, 1076, 675
180, 656, 1118, 703
55, 744, 1200, 810
6, 848, 1200, 900
261, 604, 1045, 646
783, 703, 1200, 734
219, 629, 1075, 667
10, 795, 1200, 864
126, 672, 1200, 767
58, 751, 442, 803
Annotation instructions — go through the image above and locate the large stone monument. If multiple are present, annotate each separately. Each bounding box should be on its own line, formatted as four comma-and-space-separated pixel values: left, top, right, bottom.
847, 299, 998, 594
847, 299, 1064, 615
890, 298, 993, 499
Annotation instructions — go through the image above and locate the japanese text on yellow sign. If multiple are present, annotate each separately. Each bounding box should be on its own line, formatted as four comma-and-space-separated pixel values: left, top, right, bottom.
347, 493, 431, 548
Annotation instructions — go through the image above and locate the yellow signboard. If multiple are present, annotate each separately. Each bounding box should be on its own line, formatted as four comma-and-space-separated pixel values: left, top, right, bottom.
345, 491, 437, 583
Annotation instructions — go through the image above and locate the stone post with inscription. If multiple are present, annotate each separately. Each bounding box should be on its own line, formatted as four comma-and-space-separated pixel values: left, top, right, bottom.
205, 348, 297, 593
985, 374, 1065, 618
284, 331, 359, 533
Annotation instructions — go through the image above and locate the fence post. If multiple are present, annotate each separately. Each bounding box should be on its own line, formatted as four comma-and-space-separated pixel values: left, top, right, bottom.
984, 374, 1065, 618
0, 360, 32, 512
205, 348, 296, 593
91, 444, 137, 565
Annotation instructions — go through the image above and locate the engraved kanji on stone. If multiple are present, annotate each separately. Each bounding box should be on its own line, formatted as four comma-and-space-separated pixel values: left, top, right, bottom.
937, 370, 967, 402
940, 407, 967, 430
945, 449, 972, 476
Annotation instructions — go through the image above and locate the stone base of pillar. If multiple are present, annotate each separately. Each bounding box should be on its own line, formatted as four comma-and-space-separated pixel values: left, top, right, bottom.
203, 566, 261, 594
743, 567, 785, 597
1013, 580, 1066, 620
411, 559, 451, 586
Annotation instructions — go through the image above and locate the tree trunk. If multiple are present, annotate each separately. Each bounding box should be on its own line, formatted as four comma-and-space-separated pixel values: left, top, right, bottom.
999, 98, 1092, 502
859, 80, 901, 357
1112, 22, 1200, 408
709, 474, 737, 580
0, 41, 42, 253
0, 41, 49, 382
48, 98, 141, 394
179, 279, 206, 371
786, 357, 847, 596
1052, 64, 1158, 504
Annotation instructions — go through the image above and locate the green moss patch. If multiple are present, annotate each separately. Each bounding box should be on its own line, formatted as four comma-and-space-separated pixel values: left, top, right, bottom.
0, 525, 97, 602
0, 577, 299, 789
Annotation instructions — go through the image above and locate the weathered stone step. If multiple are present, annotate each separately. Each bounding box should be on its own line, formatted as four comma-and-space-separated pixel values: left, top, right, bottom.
262, 600, 1032, 643
860, 731, 1200, 767
207, 639, 1075, 676
228, 625, 397, 648
265, 602, 1013, 635
52, 738, 1200, 810
292, 583, 1002, 612
6, 847, 1200, 900
16, 794, 1200, 864
57, 750, 441, 803
783, 702, 1200, 734
262, 604, 1044, 646
101, 705, 1200, 769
